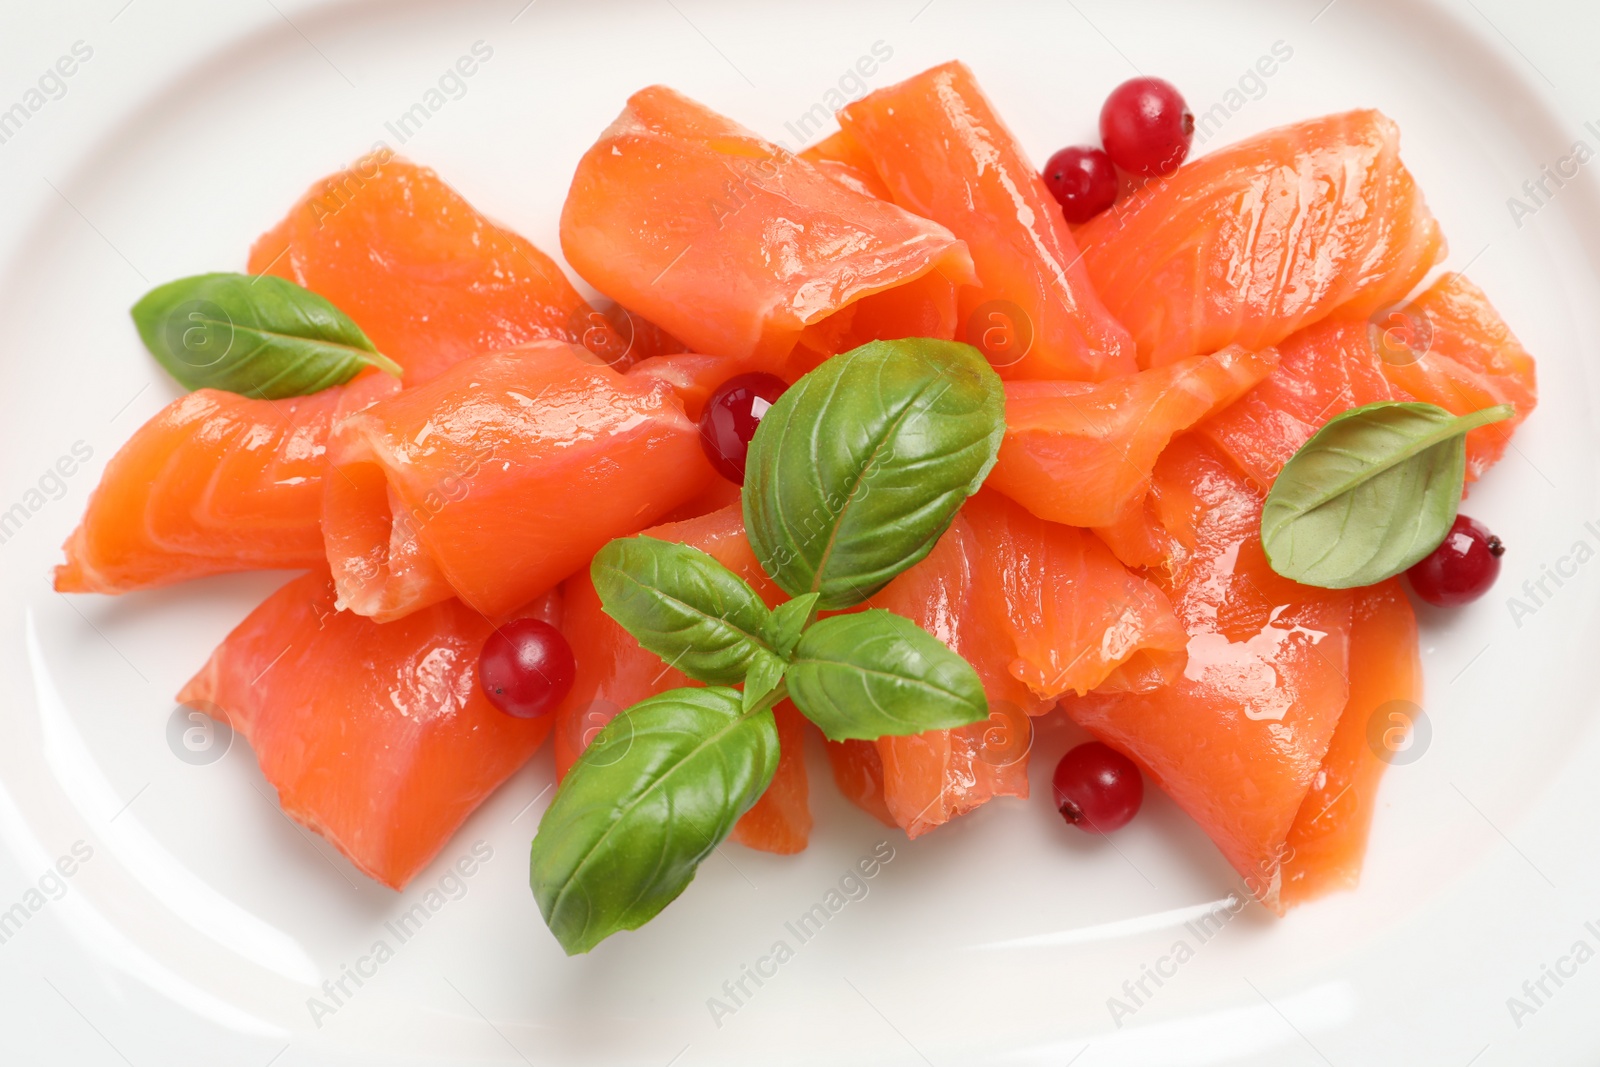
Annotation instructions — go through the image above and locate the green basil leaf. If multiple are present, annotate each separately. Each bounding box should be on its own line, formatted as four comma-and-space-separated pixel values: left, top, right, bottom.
1261, 401, 1515, 588
741, 656, 786, 713
131, 272, 402, 398
762, 592, 820, 660
592, 536, 780, 685
786, 609, 988, 741
743, 338, 1004, 610
529, 686, 779, 955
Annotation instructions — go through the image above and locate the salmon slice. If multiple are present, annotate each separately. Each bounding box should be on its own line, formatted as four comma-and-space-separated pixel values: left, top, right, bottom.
550, 504, 810, 854
850, 495, 1187, 838
963, 490, 1189, 700
838, 61, 1138, 382
823, 737, 897, 827
989, 345, 1278, 529
1201, 273, 1537, 487
320, 374, 456, 622
559, 85, 975, 373
250, 153, 587, 385
177, 570, 550, 889
55, 388, 342, 594
799, 130, 893, 200
1281, 579, 1420, 909
1063, 437, 1355, 905
326, 342, 713, 621
867, 513, 1049, 838
1076, 110, 1445, 367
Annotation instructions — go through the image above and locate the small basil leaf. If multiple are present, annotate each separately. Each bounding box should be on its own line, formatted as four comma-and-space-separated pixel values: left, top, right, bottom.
592, 536, 779, 685
786, 609, 989, 741
1262, 401, 1515, 588
529, 686, 779, 955
741, 657, 786, 713
763, 593, 820, 659
131, 272, 402, 398
743, 338, 1004, 610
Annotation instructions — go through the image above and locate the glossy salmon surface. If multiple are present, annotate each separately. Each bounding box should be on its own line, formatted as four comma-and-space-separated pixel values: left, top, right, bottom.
178, 570, 550, 889
839, 61, 1138, 382
560, 86, 974, 373
56, 388, 341, 593
1076, 111, 1444, 367
250, 154, 588, 385
326, 342, 713, 621
990, 345, 1277, 528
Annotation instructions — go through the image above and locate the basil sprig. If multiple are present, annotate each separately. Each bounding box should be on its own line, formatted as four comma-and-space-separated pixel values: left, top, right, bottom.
1262, 400, 1514, 588
131, 272, 402, 398
529, 339, 1003, 954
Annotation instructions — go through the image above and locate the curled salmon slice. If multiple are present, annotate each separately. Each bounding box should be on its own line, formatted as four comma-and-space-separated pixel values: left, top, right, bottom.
1281, 579, 1421, 910
989, 344, 1278, 529
178, 570, 550, 890
867, 513, 1046, 838
326, 342, 713, 621
550, 504, 811, 855
964, 490, 1189, 700
1064, 437, 1355, 907
55, 387, 340, 594
560, 85, 975, 375
1076, 110, 1445, 367
839, 61, 1138, 382
250, 153, 588, 385
1201, 272, 1537, 487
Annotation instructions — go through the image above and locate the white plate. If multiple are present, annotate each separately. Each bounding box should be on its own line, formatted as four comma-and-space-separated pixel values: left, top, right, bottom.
2, 0, 1598, 1063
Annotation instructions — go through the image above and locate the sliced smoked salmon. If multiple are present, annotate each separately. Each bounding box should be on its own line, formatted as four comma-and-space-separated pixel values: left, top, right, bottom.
250, 153, 587, 385
560, 85, 975, 374
1201, 273, 1537, 488
56, 387, 341, 594
799, 129, 893, 200
1063, 436, 1354, 905
823, 737, 897, 827
549, 504, 810, 854
867, 512, 1046, 838
1075, 110, 1445, 367
963, 490, 1189, 700
989, 345, 1278, 529
838, 61, 1138, 382
1281, 579, 1420, 909
325, 342, 713, 621
177, 570, 550, 889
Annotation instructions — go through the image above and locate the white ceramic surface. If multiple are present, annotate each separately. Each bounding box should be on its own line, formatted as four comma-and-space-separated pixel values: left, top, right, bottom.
1, 1, 1598, 1063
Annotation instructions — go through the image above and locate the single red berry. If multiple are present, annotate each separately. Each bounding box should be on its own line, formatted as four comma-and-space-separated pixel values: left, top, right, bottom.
699, 372, 788, 484
477, 619, 575, 719
1052, 742, 1143, 833
1406, 514, 1505, 607
1099, 77, 1195, 177
1042, 145, 1119, 224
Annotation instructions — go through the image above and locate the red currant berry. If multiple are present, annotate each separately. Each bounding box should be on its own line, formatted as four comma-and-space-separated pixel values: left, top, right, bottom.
477, 619, 575, 719
699, 372, 788, 484
1406, 514, 1505, 607
1099, 77, 1195, 177
1042, 145, 1119, 224
1052, 742, 1143, 833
